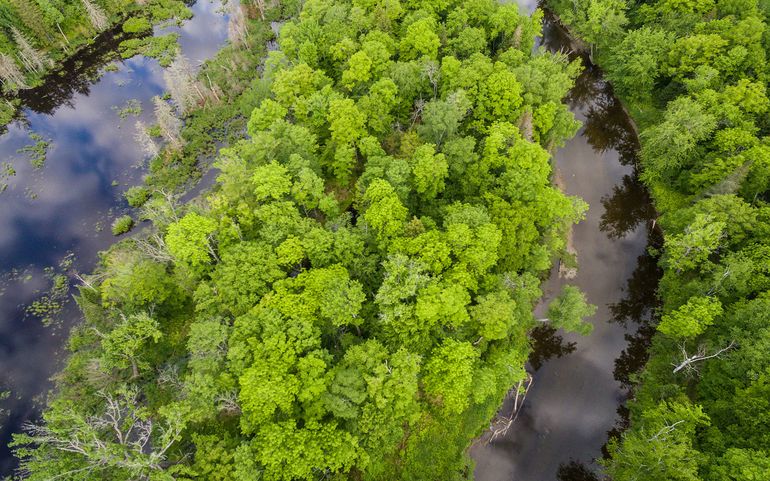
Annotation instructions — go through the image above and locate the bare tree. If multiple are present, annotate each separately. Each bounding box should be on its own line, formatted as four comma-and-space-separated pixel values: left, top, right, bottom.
19, 389, 183, 479
488, 374, 533, 443
82, 0, 110, 31
423, 60, 440, 99
133, 233, 175, 263
216, 390, 242, 415
519, 109, 534, 142
12, 28, 52, 74
228, 0, 249, 47
164, 53, 202, 114
252, 0, 267, 20
672, 341, 736, 374
134, 120, 159, 158
139, 189, 181, 226
152, 96, 183, 150
0, 53, 28, 91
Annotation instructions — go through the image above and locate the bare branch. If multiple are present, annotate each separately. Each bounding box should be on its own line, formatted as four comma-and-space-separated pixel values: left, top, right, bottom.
672, 341, 736, 374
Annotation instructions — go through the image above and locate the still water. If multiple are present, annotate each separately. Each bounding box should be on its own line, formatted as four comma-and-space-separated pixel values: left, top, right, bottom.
0, 1, 228, 473
471, 8, 661, 481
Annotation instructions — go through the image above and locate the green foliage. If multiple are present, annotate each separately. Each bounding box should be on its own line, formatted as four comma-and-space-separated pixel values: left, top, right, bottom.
546, 285, 596, 335
657, 296, 722, 338
122, 16, 152, 34
16, 1, 592, 480
604, 400, 710, 481
165, 212, 217, 269
16, 133, 50, 170
125, 185, 151, 207
111, 214, 134, 236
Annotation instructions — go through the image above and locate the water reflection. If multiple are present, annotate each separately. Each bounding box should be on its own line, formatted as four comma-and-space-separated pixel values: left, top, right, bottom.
600, 173, 656, 240
0, 1, 228, 474
11, 25, 133, 120
529, 325, 577, 371
556, 460, 601, 481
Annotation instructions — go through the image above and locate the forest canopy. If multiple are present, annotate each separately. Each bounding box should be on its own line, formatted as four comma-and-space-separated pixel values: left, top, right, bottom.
10, 0, 594, 480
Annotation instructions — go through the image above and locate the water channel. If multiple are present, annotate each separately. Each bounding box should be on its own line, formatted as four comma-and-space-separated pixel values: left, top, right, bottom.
471, 6, 661, 481
0, 1, 229, 473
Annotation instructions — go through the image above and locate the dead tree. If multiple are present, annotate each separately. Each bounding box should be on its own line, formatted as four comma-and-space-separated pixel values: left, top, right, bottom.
12, 28, 51, 74
0, 53, 28, 91
252, 0, 267, 20
82, 0, 110, 31
672, 341, 736, 374
488, 374, 533, 443
133, 233, 175, 263
164, 53, 204, 114
134, 120, 159, 158
20, 389, 183, 478
227, 0, 249, 47
152, 96, 183, 150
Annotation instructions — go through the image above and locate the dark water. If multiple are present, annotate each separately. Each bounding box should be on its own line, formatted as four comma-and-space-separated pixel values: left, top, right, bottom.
0, 1, 228, 474
470, 9, 661, 481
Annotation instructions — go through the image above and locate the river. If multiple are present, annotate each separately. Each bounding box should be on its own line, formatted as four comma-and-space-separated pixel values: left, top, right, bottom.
0, 1, 229, 474
470, 6, 661, 481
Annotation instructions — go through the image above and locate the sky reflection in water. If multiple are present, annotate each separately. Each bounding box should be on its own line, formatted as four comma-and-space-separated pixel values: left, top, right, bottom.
0, 1, 228, 473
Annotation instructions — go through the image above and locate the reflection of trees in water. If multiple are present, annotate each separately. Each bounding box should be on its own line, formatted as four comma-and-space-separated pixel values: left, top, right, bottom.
603, 404, 630, 459
600, 172, 656, 240
582, 92, 640, 167
528, 325, 577, 371
614, 323, 657, 389
556, 460, 601, 481
609, 230, 662, 386
602, 228, 663, 456
541, 11, 640, 166
608, 228, 662, 329
8, 24, 141, 118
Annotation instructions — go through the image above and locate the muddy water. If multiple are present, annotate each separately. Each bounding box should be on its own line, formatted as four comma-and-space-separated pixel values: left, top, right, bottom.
0, 1, 229, 474
470, 11, 661, 481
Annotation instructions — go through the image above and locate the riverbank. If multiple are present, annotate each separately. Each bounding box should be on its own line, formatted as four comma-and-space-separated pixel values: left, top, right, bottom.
470, 9, 661, 479
545, 0, 770, 479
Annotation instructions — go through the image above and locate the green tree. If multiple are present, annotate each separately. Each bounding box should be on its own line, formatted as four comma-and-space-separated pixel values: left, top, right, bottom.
165, 212, 218, 270
657, 296, 723, 339
545, 285, 596, 335
100, 312, 162, 379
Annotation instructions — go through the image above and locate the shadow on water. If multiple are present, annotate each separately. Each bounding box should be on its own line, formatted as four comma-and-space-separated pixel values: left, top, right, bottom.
529, 325, 577, 371
557, 460, 601, 481
471, 8, 662, 480
11, 24, 136, 119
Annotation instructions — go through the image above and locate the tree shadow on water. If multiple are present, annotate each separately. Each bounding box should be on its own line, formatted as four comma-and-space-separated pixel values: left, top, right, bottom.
599, 173, 656, 240
528, 325, 577, 371
557, 460, 601, 481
